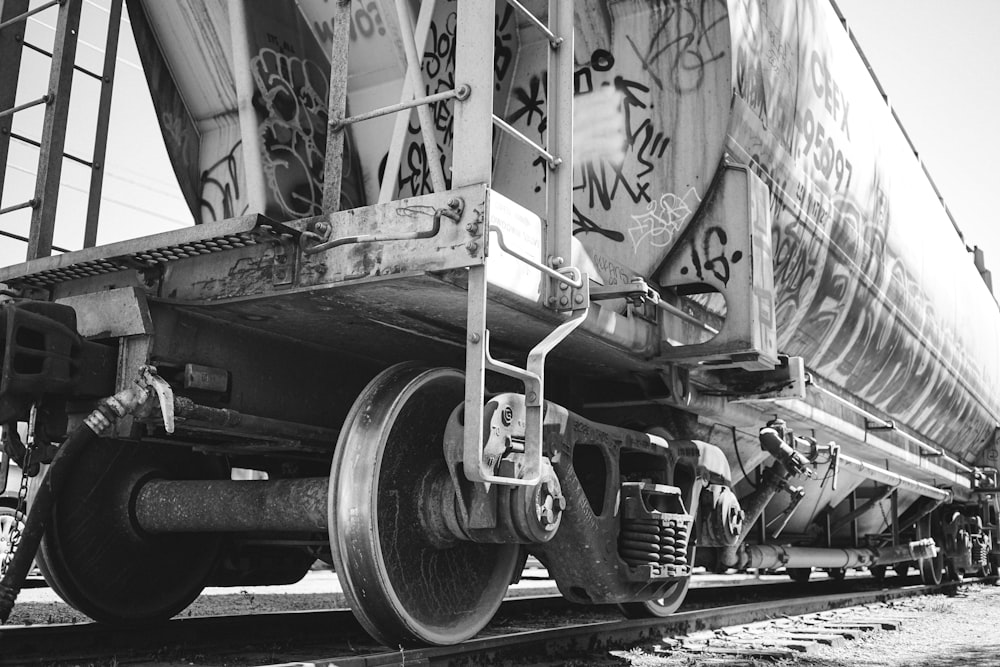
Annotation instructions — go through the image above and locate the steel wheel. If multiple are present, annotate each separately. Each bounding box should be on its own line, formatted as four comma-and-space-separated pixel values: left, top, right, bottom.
0, 505, 22, 572
36, 439, 225, 624
618, 575, 692, 618
329, 363, 521, 646
917, 513, 943, 585
787, 567, 812, 583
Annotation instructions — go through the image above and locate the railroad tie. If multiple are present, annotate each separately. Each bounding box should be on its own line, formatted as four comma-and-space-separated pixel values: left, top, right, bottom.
657, 608, 905, 661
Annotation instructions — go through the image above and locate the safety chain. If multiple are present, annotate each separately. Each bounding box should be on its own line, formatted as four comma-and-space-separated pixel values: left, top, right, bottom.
1, 406, 37, 577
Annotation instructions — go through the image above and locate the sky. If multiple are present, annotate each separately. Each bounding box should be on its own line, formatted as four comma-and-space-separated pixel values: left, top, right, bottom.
834, 0, 1000, 274
0, 0, 189, 267
1, 0, 999, 274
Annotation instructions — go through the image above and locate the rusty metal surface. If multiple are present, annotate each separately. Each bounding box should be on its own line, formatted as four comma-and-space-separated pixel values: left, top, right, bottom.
54, 286, 152, 338
172, 396, 339, 446
134, 477, 328, 533
0, 214, 269, 286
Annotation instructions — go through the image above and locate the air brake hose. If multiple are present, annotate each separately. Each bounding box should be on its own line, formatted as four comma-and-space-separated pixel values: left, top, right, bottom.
0, 418, 99, 622
0, 367, 168, 623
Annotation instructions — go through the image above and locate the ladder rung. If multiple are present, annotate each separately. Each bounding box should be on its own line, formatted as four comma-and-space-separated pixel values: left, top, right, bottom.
0, 199, 38, 216
331, 85, 470, 131
0, 0, 60, 32
22, 41, 104, 81
491, 114, 560, 168
504, 0, 562, 47
0, 226, 69, 253
0, 95, 49, 121
10, 132, 95, 168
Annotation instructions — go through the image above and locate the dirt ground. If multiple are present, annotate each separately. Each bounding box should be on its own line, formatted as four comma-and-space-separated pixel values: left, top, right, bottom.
612, 583, 1000, 667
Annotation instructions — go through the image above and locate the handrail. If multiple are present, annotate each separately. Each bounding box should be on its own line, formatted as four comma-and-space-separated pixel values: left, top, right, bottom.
0, 0, 59, 32
809, 380, 974, 474
330, 86, 470, 132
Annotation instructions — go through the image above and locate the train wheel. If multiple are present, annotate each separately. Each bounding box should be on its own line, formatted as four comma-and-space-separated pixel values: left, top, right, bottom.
618, 575, 692, 618
787, 567, 812, 583
917, 513, 943, 585
36, 439, 224, 624
826, 567, 847, 581
329, 363, 521, 646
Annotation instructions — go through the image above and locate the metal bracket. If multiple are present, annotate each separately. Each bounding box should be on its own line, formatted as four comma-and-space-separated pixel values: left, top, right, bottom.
271, 241, 296, 286
656, 165, 778, 371
464, 306, 589, 487
865, 420, 897, 431
727, 356, 808, 403
300, 198, 464, 255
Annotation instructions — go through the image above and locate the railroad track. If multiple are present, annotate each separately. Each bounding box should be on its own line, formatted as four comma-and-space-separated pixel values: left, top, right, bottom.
308, 578, 986, 667
0, 577, 982, 665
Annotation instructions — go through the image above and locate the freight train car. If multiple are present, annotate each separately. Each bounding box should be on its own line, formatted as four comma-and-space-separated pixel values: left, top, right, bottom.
0, 0, 997, 647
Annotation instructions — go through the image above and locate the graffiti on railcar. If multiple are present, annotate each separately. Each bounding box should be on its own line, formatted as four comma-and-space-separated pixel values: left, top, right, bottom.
625, 0, 728, 93
628, 188, 701, 252
373, 2, 518, 200
493, 0, 730, 284
730, 0, 997, 453
199, 141, 247, 222
250, 48, 328, 219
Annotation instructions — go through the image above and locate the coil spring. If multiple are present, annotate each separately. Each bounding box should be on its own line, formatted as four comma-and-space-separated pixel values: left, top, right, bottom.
972, 537, 989, 569
619, 516, 690, 567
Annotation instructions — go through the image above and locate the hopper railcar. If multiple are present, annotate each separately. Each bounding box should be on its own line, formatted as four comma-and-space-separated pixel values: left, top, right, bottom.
0, 0, 997, 646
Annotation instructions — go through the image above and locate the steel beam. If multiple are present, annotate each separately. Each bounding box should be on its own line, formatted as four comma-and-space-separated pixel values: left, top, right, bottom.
82, 0, 123, 248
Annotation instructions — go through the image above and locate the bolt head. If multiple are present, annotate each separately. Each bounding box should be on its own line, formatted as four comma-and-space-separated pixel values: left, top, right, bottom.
469, 332, 481, 344
559, 296, 569, 306
574, 294, 584, 304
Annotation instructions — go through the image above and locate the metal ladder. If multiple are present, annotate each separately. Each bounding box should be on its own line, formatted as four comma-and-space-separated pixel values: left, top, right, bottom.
0, 0, 123, 260
453, 0, 587, 488
319, 0, 584, 488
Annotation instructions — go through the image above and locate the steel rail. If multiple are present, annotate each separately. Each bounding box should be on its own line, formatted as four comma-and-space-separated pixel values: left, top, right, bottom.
1, 578, 986, 665
301, 578, 986, 667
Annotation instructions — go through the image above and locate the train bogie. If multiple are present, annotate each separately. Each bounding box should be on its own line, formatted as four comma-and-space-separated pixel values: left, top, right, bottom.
0, 0, 997, 647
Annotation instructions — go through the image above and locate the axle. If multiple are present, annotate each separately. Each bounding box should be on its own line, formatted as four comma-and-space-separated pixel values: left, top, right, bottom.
134, 478, 329, 533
